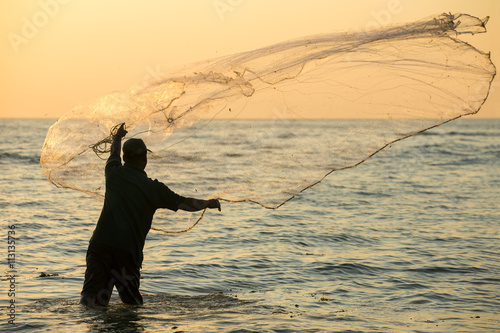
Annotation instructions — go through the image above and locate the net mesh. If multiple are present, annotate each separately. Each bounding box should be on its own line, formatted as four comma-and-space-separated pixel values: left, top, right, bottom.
40, 13, 496, 233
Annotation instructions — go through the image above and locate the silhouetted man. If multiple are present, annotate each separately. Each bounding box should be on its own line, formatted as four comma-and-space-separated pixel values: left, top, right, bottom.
80, 123, 220, 306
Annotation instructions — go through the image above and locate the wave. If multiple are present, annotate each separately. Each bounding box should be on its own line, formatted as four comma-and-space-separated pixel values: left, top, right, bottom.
13, 293, 253, 331
408, 265, 486, 274
313, 262, 386, 276
421, 131, 498, 137
0, 151, 40, 164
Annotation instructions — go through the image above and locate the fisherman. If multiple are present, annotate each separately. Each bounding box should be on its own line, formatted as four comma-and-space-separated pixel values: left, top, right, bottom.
80, 123, 220, 306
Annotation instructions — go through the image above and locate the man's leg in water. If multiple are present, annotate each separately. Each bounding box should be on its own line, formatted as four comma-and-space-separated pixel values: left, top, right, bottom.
112, 250, 143, 305
80, 242, 114, 306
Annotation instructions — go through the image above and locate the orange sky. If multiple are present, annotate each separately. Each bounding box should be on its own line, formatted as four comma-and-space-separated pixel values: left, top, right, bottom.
1, 0, 499, 119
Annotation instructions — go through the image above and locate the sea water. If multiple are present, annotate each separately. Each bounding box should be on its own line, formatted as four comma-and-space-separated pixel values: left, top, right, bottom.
0, 118, 498, 332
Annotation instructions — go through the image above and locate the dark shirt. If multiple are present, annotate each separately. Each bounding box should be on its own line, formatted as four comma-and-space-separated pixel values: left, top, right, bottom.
90, 153, 185, 267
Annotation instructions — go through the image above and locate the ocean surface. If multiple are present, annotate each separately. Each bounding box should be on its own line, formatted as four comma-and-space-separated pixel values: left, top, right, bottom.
0, 118, 499, 332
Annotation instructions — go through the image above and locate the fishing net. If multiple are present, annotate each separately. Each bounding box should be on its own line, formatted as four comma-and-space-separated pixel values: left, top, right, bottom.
40, 13, 496, 234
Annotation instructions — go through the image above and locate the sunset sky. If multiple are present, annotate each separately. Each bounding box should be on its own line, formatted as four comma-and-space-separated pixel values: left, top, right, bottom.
1, 0, 499, 119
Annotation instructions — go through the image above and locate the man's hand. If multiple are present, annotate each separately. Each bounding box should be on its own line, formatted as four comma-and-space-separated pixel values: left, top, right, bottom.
207, 199, 221, 212
115, 123, 128, 139
110, 123, 127, 156
179, 198, 222, 212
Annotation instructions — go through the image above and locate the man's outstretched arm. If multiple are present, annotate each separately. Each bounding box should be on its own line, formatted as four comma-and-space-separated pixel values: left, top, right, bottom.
179, 198, 221, 212
110, 123, 128, 156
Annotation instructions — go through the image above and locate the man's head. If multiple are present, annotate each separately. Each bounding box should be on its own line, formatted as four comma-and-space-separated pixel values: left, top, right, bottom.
123, 138, 151, 170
